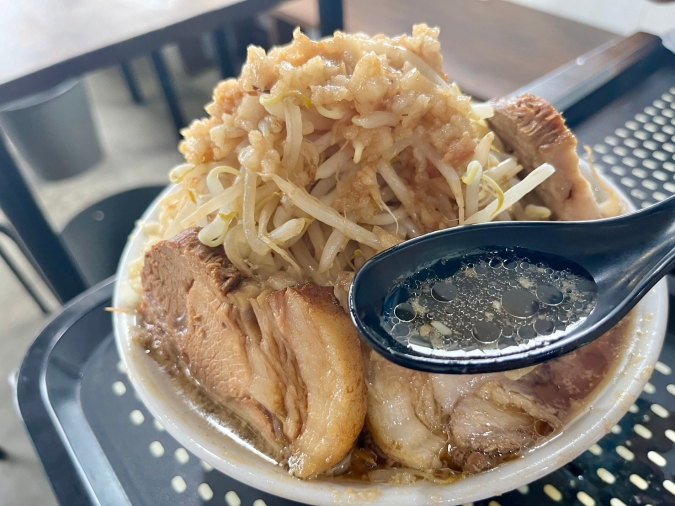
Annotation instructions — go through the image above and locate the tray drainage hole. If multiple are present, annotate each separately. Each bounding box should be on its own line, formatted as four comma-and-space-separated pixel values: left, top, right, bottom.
174, 448, 190, 465
225, 491, 241, 506
201, 460, 214, 472
664, 480, 675, 496
634, 424, 652, 439
654, 171, 669, 181
656, 361, 673, 375
198, 483, 213, 501
651, 404, 669, 418
647, 451, 667, 467
629, 404, 639, 414
597, 468, 616, 484
654, 191, 668, 202
620, 177, 636, 188
629, 474, 649, 491
666, 429, 675, 443
643, 382, 656, 394
253, 500, 268, 506
588, 444, 602, 456
517, 485, 529, 494
116, 361, 127, 375
112, 381, 126, 396
543, 484, 562, 502
171, 476, 187, 493
488, 502, 502, 506
149, 441, 164, 458
577, 491, 596, 506
610, 425, 622, 435
610, 499, 628, 506
616, 445, 634, 462
153, 419, 165, 432
130, 410, 144, 425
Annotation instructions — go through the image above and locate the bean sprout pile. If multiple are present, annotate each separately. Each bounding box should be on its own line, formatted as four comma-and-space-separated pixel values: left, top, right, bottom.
128, 25, 556, 307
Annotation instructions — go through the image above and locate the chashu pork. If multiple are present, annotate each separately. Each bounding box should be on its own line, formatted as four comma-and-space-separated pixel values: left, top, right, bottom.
488, 94, 601, 221
139, 228, 367, 478
366, 354, 446, 471
447, 380, 561, 473
366, 356, 561, 474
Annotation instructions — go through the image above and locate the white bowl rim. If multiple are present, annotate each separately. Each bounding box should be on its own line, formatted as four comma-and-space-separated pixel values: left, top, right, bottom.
113, 178, 669, 506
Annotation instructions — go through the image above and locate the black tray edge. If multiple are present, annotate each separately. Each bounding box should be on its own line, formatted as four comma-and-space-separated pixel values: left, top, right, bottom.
17, 277, 115, 506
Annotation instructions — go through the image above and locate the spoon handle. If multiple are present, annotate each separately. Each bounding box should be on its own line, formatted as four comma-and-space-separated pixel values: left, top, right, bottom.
615, 195, 675, 303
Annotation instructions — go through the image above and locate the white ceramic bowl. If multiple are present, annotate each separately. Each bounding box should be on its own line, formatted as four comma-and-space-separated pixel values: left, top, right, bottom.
114, 179, 668, 506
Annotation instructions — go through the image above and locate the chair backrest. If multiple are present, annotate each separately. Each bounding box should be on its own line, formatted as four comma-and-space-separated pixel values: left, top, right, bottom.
60, 186, 165, 286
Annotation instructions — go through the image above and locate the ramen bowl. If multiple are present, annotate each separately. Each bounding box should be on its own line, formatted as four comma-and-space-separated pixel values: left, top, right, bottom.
114, 177, 668, 506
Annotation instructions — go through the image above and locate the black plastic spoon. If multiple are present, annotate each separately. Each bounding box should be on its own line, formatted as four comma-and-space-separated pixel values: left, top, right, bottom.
349, 195, 675, 374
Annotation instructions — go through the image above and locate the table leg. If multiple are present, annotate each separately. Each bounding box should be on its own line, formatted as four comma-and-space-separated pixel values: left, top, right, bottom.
0, 134, 86, 303
150, 50, 186, 136
318, 0, 343, 36
119, 62, 143, 104
214, 27, 237, 79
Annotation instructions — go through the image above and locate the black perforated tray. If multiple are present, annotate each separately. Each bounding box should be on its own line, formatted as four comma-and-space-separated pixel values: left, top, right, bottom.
18, 31, 675, 506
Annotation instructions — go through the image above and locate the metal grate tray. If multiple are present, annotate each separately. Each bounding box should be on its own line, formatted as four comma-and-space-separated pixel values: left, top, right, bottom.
18, 31, 675, 506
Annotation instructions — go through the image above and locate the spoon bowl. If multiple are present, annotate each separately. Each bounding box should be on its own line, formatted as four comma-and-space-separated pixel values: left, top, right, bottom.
350, 195, 675, 374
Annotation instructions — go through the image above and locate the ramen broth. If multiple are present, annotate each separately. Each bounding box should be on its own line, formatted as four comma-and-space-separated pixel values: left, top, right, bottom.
383, 247, 598, 356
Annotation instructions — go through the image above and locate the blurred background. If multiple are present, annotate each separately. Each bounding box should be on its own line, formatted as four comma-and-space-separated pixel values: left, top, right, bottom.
0, 0, 673, 504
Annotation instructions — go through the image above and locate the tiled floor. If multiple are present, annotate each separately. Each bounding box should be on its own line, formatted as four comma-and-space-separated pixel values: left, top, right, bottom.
0, 47, 222, 506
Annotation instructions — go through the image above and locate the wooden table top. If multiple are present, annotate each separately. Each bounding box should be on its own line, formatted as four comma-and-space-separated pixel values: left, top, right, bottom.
0, 0, 282, 104
273, 0, 620, 100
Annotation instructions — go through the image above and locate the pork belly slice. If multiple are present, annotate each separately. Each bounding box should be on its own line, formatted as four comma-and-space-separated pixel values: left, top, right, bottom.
489, 94, 601, 221
139, 228, 367, 478
447, 380, 561, 473
366, 356, 561, 474
366, 354, 446, 471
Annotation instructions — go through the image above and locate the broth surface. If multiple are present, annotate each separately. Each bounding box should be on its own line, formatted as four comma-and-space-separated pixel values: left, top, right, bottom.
383, 247, 598, 356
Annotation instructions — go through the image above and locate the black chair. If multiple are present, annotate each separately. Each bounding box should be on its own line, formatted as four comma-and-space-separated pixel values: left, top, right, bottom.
60, 186, 165, 287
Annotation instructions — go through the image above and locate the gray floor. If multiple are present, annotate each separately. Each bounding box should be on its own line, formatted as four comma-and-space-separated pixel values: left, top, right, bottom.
0, 47, 222, 505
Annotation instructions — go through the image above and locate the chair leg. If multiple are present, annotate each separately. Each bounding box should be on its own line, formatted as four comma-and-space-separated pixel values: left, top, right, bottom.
119, 62, 143, 104
0, 224, 55, 296
0, 134, 86, 303
0, 241, 50, 314
213, 27, 237, 79
0, 446, 7, 460
150, 50, 186, 136
318, 0, 343, 37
